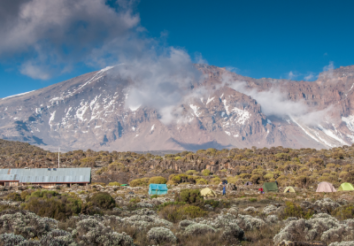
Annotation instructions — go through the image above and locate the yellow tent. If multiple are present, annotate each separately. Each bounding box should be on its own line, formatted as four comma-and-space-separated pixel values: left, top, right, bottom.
200, 188, 217, 198
284, 186, 296, 193
337, 182, 354, 191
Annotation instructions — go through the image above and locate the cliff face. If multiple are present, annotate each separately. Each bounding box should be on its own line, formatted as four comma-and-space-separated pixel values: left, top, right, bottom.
1, 64, 354, 151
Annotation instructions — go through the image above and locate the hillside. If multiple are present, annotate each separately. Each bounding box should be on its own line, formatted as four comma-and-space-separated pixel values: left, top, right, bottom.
1, 65, 354, 151
0, 139, 353, 187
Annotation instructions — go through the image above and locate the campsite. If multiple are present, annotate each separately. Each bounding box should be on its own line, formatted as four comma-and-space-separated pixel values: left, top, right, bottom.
0, 174, 353, 246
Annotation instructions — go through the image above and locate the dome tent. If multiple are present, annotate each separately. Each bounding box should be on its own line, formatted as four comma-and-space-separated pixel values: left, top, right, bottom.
337, 182, 354, 191
263, 182, 278, 192
200, 188, 217, 198
316, 182, 336, 192
283, 186, 295, 193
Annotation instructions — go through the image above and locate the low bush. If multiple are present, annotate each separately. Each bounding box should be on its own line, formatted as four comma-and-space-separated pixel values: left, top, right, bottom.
5, 192, 22, 201
196, 178, 208, 185
89, 192, 115, 209
210, 177, 221, 185
21, 192, 82, 221
148, 176, 167, 184
107, 182, 121, 186
331, 205, 354, 220
129, 178, 149, 187
129, 197, 141, 204
91, 182, 106, 186
280, 201, 313, 219
201, 169, 211, 176
159, 204, 207, 223
204, 199, 220, 208
186, 170, 198, 175
20, 190, 32, 201
249, 198, 257, 202
30, 190, 59, 199
175, 189, 204, 206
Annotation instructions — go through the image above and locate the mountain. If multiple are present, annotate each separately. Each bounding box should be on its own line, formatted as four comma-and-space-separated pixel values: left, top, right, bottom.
1, 64, 354, 151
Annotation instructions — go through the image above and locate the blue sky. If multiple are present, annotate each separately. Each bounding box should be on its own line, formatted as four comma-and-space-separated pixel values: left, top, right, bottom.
1, 0, 354, 98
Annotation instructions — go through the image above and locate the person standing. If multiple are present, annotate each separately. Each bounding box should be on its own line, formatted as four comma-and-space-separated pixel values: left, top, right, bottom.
223, 184, 226, 195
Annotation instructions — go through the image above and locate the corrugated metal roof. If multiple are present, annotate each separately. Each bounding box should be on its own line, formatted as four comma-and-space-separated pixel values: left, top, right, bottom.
0, 168, 91, 183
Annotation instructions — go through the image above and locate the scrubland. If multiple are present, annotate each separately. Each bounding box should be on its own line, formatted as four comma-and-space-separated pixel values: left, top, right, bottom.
0, 182, 353, 246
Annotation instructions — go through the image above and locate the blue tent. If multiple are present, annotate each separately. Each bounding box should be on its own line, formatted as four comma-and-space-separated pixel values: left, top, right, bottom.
149, 184, 168, 195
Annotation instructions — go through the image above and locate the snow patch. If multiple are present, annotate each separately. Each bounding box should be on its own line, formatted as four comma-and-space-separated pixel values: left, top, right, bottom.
267, 119, 272, 124
317, 124, 348, 145
190, 104, 201, 117
290, 116, 322, 145
222, 100, 230, 115
224, 131, 231, 136
76, 104, 88, 121
2, 90, 34, 100
342, 115, 354, 132
206, 97, 214, 105
151, 124, 155, 132
232, 107, 250, 124
49, 111, 56, 128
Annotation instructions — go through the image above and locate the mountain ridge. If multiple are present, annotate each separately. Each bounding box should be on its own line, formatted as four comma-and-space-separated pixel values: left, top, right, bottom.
1, 64, 354, 151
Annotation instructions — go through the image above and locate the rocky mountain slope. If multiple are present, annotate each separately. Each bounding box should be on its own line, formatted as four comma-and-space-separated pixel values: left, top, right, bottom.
1, 65, 354, 151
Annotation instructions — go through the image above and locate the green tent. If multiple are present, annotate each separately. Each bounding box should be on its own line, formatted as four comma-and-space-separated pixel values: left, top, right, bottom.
263, 182, 278, 192
121, 184, 128, 187
337, 182, 354, 191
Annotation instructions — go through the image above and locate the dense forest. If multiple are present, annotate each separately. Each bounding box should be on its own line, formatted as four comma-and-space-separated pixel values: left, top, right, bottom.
0, 139, 353, 187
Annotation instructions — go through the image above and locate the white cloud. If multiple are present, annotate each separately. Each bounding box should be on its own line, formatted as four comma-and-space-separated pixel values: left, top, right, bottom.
108, 47, 204, 124
0, 0, 140, 79
287, 71, 298, 80
304, 72, 315, 81
225, 74, 332, 126
225, 66, 239, 73
20, 62, 51, 80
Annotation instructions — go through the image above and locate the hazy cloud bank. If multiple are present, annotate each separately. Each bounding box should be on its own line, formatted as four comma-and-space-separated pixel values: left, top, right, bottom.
224, 74, 332, 126
0, 0, 140, 79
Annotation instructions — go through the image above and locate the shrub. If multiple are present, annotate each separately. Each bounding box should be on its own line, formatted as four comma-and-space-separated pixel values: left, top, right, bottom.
178, 205, 207, 218
5, 192, 22, 201
91, 182, 106, 186
175, 189, 204, 206
331, 205, 354, 220
129, 197, 141, 203
196, 178, 208, 185
204, 199, 220, 208
249, 198, 257, 202
147, 227, 177, 244
148, 176, 167, 184
186, 170, 198, 175
201, 169, 211, 176
107, 182, 121, 186
129, 178, 149, 187
30, 190, 60, 199
20, 190, 32, 201
281, 201, 313, 219
0, 233, 25, 245
89, 192, 115, 209
210, 177, 221, 185
22, 193, 82, 221
159, 204, 207, 222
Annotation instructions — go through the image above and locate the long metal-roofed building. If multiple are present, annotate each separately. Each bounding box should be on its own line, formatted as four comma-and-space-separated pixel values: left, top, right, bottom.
0, 168, 91, 188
